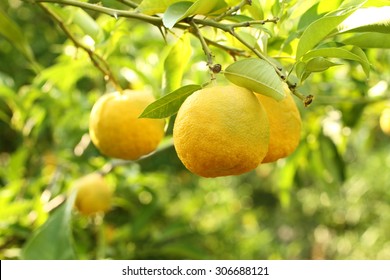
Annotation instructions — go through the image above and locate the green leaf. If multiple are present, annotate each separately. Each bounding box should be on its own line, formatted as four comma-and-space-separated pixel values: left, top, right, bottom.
297, 57, 342, 82
224, 15, 254, 23
69, 8, 103, 41
342, 32, 390, 48
47, 5, 103, 42
296, 2, 365, 60
0, 7, 39, 70
319, 133, 346, 183
242, 0, 264, 20
163, 1, 193, 29
163, 0, 228, 29
223, 58, 285, 101
21, 192, 77, 260
297, 3, 324, 31
305, 57, 341, 72
337, 6, 390, 34
163, 33, 192, 94
139, 84, 202, 118
295, 61, 306, 81
137, 0, 195, 15
349, 46, 371, 75
302, 46, 370, 76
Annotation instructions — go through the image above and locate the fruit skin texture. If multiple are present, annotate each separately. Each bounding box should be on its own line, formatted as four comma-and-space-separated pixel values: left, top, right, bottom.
73, 173, 112, 216
89, 90, 165, 160
173, 85, 270, 178
380, 108, 390, 136
256, 91, 302, 163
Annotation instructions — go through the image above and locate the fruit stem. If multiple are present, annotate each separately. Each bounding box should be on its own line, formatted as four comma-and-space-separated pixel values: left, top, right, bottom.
189, 20, 217, 82
290, 87, 314, 107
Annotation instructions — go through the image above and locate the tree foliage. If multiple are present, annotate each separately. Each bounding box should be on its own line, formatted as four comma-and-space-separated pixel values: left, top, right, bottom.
1, 0, 390, 260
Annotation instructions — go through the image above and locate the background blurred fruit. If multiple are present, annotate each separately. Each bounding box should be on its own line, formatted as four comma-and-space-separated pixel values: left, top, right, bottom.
73, 173, 112, 216
379, 107, 390, 135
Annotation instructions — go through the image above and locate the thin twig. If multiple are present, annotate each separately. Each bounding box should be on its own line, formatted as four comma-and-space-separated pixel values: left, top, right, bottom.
227, 17, 279, 28
204, 37, 249, 58
38, 3, 122, 92
189, 20, 216, 80
30, 0, 163, 26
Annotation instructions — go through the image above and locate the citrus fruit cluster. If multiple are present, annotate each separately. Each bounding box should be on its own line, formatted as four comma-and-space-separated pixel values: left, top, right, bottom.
87, 85, 301, 180
173, 85, 302, 178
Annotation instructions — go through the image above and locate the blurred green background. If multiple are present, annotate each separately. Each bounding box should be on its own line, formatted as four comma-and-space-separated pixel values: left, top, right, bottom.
1, 0, 390, 260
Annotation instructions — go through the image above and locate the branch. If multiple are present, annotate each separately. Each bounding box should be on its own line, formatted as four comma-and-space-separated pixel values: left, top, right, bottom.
31, 0, 305, 101
29, 0, 163, 26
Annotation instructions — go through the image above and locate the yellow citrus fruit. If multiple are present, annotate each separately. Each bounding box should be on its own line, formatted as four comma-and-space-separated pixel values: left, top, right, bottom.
89, 90, 165, 160
173, 85, 270, 178
380, 108, 390, 136
256, 90, 302, 163
73, 173, 112, 216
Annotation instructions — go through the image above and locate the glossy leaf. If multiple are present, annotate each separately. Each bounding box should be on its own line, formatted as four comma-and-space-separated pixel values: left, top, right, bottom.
21, 192, 77, 260
163, 1, 193, 29
242, 0, 264, 20
302, 46, 370, 76
224, 15, 254, 23
69, 9, 103, 41
47, 5, 103, 42
296, 2, 365, 60
337, 6, 390, 34
297, 57, 341, 82
163, 0, 227, 29
139, 84, 202, 119
224, 58, 285, 101
305, 57, 341, 72
297, 3, 323, 31
163, 33, 192, 94
342, 32, 390, 48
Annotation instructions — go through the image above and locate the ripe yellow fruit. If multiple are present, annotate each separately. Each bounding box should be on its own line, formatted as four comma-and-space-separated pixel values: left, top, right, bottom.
173, 85, 270, 178
73, 173, 112, 216
380, 108, 390, 136
89, 90, 165, 160
256, 91, 302, 163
